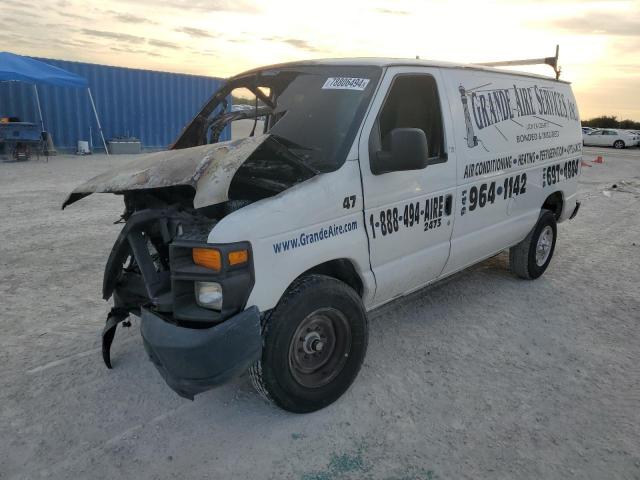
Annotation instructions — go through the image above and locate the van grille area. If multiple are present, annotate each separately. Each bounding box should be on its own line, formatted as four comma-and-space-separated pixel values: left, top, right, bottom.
103, 208, 216, 322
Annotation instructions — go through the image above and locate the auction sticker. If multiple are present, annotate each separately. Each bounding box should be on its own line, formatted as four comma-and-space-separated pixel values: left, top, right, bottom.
322, 77, 370, 90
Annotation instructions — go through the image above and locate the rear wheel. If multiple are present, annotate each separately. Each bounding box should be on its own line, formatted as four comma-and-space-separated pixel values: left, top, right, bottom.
509, 210, 557, 279
614, 140, 625, 149
249, 274, 368, 413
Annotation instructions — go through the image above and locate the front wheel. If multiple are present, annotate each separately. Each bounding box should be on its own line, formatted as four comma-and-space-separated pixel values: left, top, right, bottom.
509, 210, 557, 279
249, 274, 368, 413
614, 140, 625, 149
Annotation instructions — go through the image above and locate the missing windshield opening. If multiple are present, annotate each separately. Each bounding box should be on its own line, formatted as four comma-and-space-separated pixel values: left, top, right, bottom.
172, 65, 382, 173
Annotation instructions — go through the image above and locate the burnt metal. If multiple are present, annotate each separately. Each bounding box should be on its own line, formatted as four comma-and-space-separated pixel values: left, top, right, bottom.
61, 134, 271, 210
99, 204, 255, 367
102, 306, 130, 369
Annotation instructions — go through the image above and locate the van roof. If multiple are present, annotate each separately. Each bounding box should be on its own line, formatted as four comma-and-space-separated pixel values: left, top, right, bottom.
231, 57, 570, 84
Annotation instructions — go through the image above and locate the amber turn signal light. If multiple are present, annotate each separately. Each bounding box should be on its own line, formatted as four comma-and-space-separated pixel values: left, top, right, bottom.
228, 249, 249, 266
192, 248, 222, 271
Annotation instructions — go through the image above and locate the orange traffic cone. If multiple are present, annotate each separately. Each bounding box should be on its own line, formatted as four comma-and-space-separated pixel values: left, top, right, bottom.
592, 156, 604, 164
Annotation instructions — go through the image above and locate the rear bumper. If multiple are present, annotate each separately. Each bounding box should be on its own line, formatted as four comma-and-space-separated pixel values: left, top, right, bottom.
141, 306, 262, 399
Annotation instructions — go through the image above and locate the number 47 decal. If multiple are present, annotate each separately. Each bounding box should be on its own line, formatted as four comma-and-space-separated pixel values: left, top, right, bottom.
343, 195, 356, 209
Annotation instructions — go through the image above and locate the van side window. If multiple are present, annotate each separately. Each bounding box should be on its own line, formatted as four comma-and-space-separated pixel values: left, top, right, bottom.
370, 75, 446, 163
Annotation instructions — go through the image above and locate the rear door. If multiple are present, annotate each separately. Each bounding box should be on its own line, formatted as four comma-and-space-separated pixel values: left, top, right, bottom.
358, 67, 457, 306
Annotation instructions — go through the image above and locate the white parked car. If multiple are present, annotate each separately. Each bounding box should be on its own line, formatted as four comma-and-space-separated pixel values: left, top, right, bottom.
583, 128, 637, 148
64, 58, 582, 412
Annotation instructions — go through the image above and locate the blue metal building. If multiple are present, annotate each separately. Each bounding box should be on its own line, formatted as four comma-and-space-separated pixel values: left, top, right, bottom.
0, 57, 227, 152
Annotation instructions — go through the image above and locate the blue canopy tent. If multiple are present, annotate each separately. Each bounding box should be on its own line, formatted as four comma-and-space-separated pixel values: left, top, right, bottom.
0, 51, 108, 155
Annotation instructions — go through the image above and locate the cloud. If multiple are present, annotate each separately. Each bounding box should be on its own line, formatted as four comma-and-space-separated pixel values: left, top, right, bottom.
175, 26, 217, 38
58, 38, 101, 48
109, 46, 165, 57
374, 7, 410, 15
81, 28, 147, 44
547, 13, 640, 36
263, 36, 322, 52
80, 29, 182, 54
147, 39, 181, 50
283, 38, 320, 52
111, 12, 156, 24
2, 7, 44, 19
55, 10, 93, 21
34, 4, 93, 21
0, 32, 41, 47
120, 0, 260, 14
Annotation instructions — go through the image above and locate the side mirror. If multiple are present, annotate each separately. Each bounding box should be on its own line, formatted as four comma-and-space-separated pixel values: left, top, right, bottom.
371, 128, 429, 175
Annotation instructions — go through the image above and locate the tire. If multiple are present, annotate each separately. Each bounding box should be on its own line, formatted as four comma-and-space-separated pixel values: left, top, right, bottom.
509, 210, 557, 280
249, 274, 368, 413
614, 140, 625, 149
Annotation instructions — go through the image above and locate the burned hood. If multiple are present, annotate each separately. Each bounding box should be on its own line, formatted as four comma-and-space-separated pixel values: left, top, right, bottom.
62, 135, 271, 209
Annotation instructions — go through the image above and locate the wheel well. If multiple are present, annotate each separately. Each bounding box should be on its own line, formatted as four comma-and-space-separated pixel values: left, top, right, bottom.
301, 259, 364, 297
542, 191, 563, 220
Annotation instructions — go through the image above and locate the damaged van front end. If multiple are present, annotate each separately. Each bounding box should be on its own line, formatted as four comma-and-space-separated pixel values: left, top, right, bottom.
62, 134, 314, 399
63, 62, 381, 404
100, 205, 260, 400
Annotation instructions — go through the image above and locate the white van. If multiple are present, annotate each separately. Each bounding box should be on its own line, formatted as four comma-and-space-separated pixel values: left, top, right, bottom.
64, 59, 582, 413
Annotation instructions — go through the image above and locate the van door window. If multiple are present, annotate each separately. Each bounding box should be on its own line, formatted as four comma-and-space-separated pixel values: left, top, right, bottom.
369, 75, 446, 164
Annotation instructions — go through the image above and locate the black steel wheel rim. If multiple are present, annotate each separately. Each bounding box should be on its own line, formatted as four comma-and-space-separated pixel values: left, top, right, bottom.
288, 307, 352, 388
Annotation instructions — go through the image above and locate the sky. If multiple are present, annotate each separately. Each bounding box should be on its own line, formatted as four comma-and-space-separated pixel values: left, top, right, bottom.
2, 0, 639, 120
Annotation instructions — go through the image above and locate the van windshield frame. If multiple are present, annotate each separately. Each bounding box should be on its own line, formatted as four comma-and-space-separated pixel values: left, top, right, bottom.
173, 65, 382, 173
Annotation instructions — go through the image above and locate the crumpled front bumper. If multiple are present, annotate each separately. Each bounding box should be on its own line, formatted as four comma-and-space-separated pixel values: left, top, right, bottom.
140, 305, 262, 399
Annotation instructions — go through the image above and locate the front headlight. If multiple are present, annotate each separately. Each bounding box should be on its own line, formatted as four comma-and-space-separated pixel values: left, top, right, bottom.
195, 281, 223, 310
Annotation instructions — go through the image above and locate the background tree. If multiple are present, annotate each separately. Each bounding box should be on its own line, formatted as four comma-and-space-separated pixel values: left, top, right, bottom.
582, 116, 640, 129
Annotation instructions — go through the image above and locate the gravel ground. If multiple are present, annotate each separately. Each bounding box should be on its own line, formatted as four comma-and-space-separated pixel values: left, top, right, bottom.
1, 147, 639, 480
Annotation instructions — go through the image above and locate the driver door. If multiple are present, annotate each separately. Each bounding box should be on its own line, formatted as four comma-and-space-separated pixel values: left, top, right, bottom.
358, 67, 457, 306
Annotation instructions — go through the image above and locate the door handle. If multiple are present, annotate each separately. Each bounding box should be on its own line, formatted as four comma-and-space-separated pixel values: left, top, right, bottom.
445, 194, 453, 216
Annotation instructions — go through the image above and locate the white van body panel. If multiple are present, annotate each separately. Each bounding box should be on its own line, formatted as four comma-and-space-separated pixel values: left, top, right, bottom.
357, 66, 457, 306
440, 68, 582, 275
208, 160, 376, 312
209, 63, 582, 313
67, 59, 584, 405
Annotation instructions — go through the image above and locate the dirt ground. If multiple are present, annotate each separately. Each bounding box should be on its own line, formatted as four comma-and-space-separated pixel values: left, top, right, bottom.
1, 146, 639, 480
